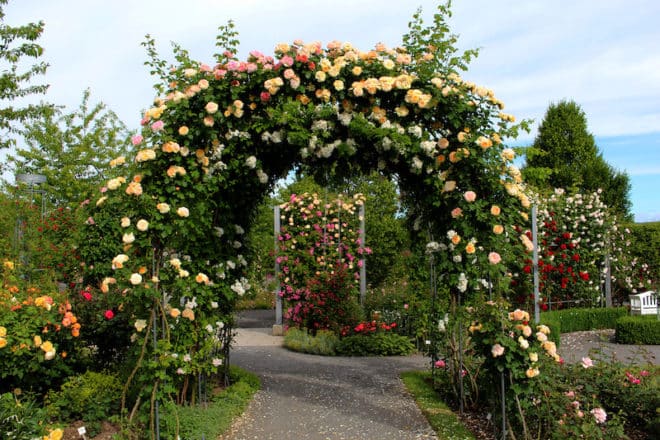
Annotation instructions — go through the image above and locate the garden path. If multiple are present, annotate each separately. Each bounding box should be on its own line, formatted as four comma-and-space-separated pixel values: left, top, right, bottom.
221, 310, 438, 440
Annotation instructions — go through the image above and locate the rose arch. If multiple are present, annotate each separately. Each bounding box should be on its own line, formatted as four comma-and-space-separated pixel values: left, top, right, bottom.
84, 13, 529, 423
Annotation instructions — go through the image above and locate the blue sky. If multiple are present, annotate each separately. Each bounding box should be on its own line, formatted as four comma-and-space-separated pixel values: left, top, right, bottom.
4, 0, 659, 221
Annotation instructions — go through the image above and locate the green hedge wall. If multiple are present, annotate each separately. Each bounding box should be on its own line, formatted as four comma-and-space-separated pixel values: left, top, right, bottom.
615, 315, 660, 345
540, 307, 628, 334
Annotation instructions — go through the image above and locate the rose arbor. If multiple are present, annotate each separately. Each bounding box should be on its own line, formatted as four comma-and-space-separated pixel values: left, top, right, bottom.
88, 18, 528, 430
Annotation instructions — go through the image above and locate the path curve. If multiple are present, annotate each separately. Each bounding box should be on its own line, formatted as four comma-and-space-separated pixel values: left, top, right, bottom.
222, 325, 437, 440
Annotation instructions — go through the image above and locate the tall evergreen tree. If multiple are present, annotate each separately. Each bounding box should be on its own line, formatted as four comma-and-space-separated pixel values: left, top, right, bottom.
523, 100, 631, 219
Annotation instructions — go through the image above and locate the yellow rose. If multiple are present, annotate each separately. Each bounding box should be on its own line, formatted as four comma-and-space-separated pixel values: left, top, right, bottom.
34, 335, 43, 347
182, 308, 195, 321
493, 224, 504, 235
40, 340, 54, 353
465, 242, 476, 254
529, 352, 539, 363
0, 338, 7, 348
0, 326, 6, 337
490, 205, 501, 216
525, 368, 539, 378
178, 126, 189, 136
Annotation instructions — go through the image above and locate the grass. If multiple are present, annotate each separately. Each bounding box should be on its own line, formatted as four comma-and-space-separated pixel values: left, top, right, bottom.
159, 366, 260, 439
401, 371, 475, 440
283, 327, 339, 355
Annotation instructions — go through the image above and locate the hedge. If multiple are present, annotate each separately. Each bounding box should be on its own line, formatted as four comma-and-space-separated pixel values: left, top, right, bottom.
540, 307, 628, 334
615, 315, 660, 345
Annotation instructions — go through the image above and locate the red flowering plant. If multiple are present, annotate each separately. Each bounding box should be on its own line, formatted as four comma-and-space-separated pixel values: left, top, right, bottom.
276, 192, 369, 330
513, 189, 644, 309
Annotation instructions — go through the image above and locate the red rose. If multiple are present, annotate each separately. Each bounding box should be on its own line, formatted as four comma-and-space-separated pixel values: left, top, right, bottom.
81, 291, 92, 301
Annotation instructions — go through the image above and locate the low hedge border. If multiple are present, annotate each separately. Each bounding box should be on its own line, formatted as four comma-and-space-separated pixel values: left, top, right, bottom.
542, 307, 628, 332
615, 315, 660, 345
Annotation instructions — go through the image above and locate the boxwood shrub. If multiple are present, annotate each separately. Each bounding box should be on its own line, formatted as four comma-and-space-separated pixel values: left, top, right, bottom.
335, 333, 415, 356
615, 315, 660, 345
540, 307, 628, 333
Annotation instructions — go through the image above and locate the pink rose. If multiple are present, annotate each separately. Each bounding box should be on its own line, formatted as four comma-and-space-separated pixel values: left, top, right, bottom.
81, 291, 92, 301
451, 207, 463, 218
151, 120, 164, 132
591, 407, 607, 424
581, 357, 594, 368
104, 309, 114, 320
434, 359, 446, 369
491, 343, 505, 357
131, 134, 144, 145
464, 191, 477, 202
488, 252, 501, 265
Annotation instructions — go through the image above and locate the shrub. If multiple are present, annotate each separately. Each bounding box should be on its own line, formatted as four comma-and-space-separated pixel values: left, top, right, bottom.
615, 315, 660, 344
0, 391, 50, 440
335, 333, 415, 356
283, 328, 339, 356
157, 366, 260, 440
625, 221, 660, 289
0, 268, 82, 395
540, 307, 627, 333
46, 371, 122, 436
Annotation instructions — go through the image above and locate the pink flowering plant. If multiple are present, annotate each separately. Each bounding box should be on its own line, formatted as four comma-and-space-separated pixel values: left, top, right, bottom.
276, 192, 368, 329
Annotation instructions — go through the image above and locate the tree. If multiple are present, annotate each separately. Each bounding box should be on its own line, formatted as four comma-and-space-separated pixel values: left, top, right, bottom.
0, 0, 51, 162
7, 89, 132, 207
522, 100, 631, 218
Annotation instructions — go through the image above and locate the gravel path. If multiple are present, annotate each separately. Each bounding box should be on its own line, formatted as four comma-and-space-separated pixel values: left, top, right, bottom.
222, 318, 437, 440
223, 311, 659, 440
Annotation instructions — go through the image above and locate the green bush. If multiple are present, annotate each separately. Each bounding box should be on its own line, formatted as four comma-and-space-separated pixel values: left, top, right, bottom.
540, 307, 627, 333
158, 366, 260, 439
0, 392, 50, 439
615, 315, 660, 344
626, 221, 660, 284
283, 328, 339, 355
45, 371, 122, 435
336, 333, 415, 356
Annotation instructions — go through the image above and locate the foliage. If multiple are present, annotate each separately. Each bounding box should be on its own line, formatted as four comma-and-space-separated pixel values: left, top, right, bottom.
540, 307, 628, 334
336, 332, 415, 356
522, 100, 631, 219
615, 315, 660, 345
624, 221, 660, 291
157, 366, 260, 440
325, 172, 411, 288
400, 371, 476, 440
7, 89, 132, 207
0, 391, 59, 440
0, 0, 51, 161
45, 371, 122, 436
283, 327, 339, 356
0, 262, 81, 395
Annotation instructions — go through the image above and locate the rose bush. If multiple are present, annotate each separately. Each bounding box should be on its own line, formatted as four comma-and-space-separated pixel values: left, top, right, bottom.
0, 261, 81, 395
79, 5, 530, 433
